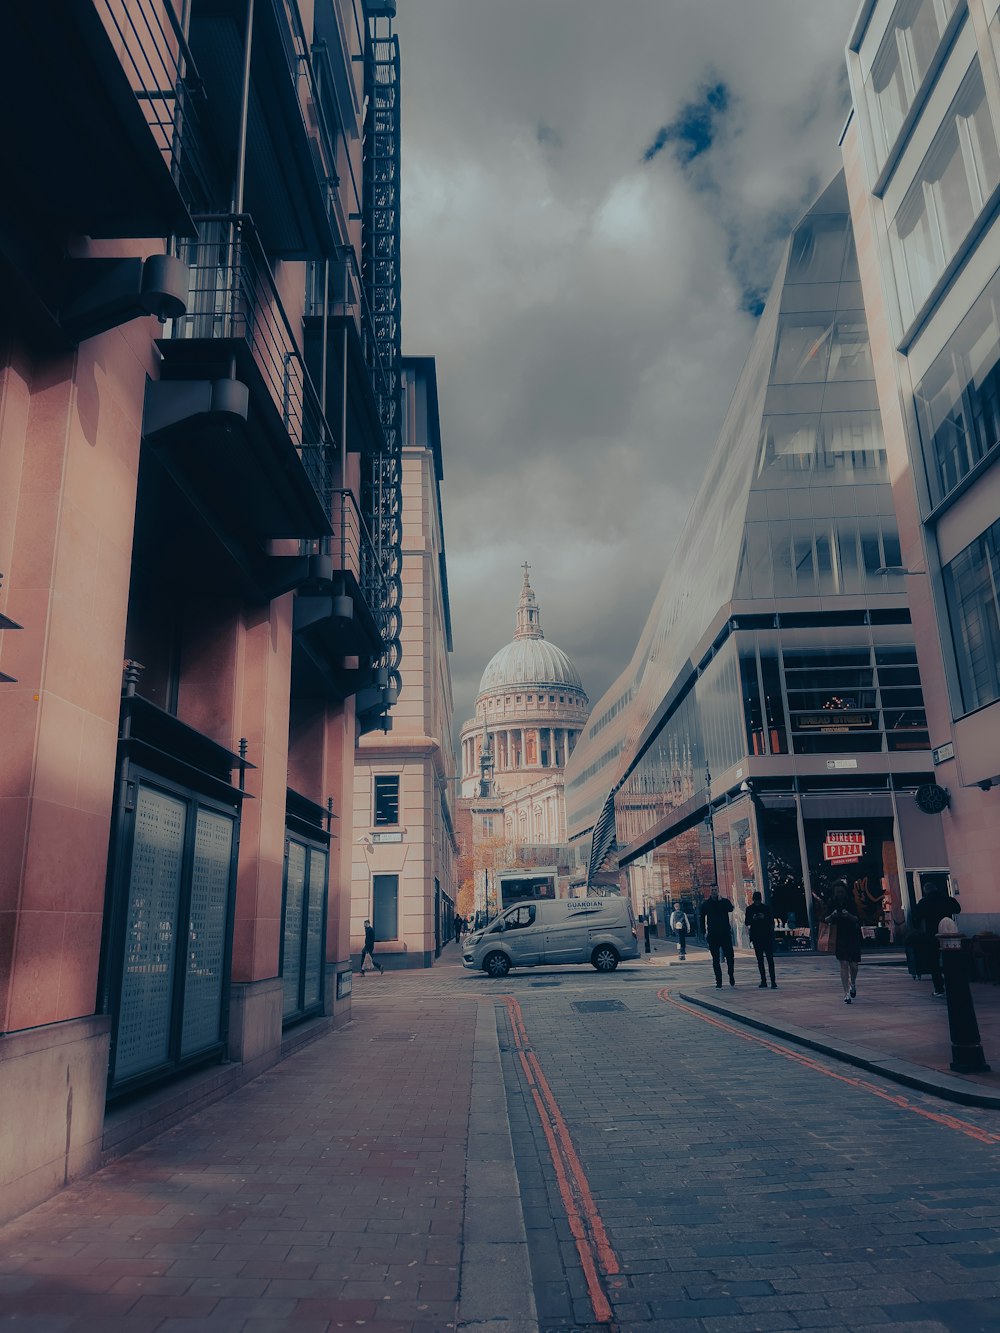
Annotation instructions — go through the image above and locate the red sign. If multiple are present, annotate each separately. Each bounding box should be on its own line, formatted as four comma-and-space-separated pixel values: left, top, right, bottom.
824, 830, 865, 863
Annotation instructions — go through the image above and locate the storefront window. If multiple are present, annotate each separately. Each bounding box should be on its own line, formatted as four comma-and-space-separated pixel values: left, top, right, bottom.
913, 263, 1000, 508
805, 817, 896, 929
944, 516, 1000, 712
890, 61, 1000, 328
865, 0, 959, 167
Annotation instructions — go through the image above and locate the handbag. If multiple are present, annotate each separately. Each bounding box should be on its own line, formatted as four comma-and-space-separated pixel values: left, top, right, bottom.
817, 921, 838, 954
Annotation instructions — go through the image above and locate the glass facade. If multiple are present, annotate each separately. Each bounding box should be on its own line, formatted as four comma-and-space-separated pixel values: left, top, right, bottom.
890, 60, 1000, 328
865, 0, 960, 166
944, 515, 1000, 712
572, 172, 933, 907
913, 261, 1000, 507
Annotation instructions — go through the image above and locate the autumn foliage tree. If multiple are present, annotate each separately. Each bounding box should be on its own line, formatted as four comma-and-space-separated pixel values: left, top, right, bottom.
455, 831, 516, 919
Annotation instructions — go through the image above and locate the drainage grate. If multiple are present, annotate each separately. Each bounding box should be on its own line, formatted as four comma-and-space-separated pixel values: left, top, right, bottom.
372, 1034, 416, 1041
571, 1000, 627, 1013
530, 981, 561, 988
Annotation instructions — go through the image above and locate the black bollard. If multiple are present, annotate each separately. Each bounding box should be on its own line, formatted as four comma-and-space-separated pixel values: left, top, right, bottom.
938, 921, 990, 1074
644, 922, 651, 954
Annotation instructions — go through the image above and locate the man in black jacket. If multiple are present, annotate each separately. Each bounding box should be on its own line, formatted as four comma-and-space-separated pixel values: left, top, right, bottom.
745, 890, 778, 989
699, 886, 736, 988
359, 919, 384, 975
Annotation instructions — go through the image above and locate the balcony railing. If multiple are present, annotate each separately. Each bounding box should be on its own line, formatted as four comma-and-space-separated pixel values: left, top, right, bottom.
329, 488, 389, 636
97, 0, 204, 212
169, 214, 335, 506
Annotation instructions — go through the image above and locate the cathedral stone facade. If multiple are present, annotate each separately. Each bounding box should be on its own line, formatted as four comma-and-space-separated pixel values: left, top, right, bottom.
459, 569, 588, 849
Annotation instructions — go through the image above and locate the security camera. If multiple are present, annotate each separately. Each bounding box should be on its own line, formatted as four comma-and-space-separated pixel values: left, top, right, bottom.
739, 780, 752, 793
978, 780, 994, 792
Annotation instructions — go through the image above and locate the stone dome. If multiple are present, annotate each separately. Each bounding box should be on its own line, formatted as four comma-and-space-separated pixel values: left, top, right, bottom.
478, 639, 583, 695
476, 566, 585, 699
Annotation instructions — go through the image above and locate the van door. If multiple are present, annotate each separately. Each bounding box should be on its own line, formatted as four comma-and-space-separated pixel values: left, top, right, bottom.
544, 902, 605, 963
498, 903, 543, 966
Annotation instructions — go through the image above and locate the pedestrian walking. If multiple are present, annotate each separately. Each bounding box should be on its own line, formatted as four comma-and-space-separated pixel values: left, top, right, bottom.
454, 915, 464, 944
699, 886, 736, 988
359, 919, 384, 975
825, 881, 862, 1004
669, 900, 691, 959
745, 890, 778, 989
910, 878, 961, 998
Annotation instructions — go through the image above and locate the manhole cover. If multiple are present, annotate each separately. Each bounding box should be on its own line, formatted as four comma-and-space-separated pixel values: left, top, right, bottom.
571, 1000, 627, 1013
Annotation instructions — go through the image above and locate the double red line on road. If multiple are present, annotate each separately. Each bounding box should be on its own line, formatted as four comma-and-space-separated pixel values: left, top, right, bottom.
657, 986, 1000, 1146
502, 995, 620, 1326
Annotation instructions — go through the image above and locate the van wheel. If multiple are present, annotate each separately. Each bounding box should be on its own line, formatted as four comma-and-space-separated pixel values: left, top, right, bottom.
592, 945, 620, 972
483, 951, 511, 978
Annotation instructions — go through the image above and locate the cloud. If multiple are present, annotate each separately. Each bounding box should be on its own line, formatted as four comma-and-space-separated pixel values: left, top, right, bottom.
393, 0, 860, 751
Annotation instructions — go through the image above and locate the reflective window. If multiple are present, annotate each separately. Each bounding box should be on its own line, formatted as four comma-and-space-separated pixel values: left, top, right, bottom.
772, 315, 873, 384
739, 515, 903, 597
945, 517, 1000, 712
914, 263, 1000, 507
756, 411, 886, 483
786, 215, 849, 283
890, 62, 1000, 328
866, 0, 959, 165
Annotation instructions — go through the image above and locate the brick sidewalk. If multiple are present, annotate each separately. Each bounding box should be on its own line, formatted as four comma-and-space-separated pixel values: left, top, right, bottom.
0, 992, 532, 1332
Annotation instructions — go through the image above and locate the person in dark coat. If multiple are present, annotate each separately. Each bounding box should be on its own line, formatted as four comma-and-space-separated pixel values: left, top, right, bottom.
911, 879, 961, 998
454, 915, 464, 944
745, 891, 778, 989
825, 881, 862, 1003
699, 886, 736, 988
359, 919, 384, 975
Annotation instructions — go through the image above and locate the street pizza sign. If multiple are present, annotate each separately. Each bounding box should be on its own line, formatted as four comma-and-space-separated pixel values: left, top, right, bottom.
823, 830, 865, 863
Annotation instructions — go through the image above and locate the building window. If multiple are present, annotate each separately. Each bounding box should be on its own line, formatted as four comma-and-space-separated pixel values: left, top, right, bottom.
771, 314, 873, 384
945, 517, 1000, 713
373, 775, 400, 826
756, 411, 887, 484
914, 262, 1000, 508
890, 61, 1000, 328
865, 0, 960, 166
482, 816, 494, 837
372, 874, 399, 940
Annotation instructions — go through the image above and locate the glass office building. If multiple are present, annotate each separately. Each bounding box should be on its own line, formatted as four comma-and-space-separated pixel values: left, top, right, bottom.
565, 173, 949, 945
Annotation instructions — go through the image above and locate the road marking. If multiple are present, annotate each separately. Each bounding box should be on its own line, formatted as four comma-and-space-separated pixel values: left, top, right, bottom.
501, 995, 619, 1326
657, 987, 1000, 1146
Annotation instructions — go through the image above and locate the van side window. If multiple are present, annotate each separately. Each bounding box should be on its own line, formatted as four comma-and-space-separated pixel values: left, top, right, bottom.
506, 905, 536, 930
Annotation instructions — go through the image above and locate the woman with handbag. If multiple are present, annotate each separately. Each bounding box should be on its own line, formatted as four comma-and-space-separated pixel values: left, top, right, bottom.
825, 881, 862, 1004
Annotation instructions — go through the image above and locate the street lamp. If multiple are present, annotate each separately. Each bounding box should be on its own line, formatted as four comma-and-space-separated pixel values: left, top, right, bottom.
704, 763, 718, 889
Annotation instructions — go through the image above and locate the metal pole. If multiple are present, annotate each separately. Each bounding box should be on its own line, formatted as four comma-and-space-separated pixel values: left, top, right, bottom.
233, 0, 255, 215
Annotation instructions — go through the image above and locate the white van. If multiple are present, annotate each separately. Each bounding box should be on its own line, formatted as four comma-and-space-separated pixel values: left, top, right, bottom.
462, 896, 640, 978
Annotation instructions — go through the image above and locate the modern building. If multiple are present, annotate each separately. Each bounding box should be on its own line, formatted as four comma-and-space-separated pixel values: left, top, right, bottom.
0, 0, 408, 1222
457, 570, 590, 913
350, 356, 458, 966
842, 0, 1000, 927
566, 172, 950, 946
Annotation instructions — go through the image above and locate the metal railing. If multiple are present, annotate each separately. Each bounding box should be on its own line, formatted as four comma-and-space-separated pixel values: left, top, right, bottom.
168, 214, 336, 508
96, 0, 207, 212
275, 0, 341, 231
330, 489, 389, 635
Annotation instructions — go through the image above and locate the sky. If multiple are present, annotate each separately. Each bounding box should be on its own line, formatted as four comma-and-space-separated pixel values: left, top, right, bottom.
393, 0, 862, 751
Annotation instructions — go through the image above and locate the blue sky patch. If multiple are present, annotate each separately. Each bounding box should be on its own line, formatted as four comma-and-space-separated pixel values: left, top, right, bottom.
644, 81, 730, 165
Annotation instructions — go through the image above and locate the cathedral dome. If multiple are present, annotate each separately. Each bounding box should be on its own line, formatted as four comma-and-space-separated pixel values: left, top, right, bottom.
476, 566, 585, 699
478, 639, 583, 695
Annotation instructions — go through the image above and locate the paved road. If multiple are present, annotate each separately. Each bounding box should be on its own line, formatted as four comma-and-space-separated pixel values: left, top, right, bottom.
477, 962, 1000, 1331
2, 950, 999, 1332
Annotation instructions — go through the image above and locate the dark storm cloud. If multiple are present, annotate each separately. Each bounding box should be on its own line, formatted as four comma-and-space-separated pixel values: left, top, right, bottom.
393, 0, 861, 745
643, 79, 730, 165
